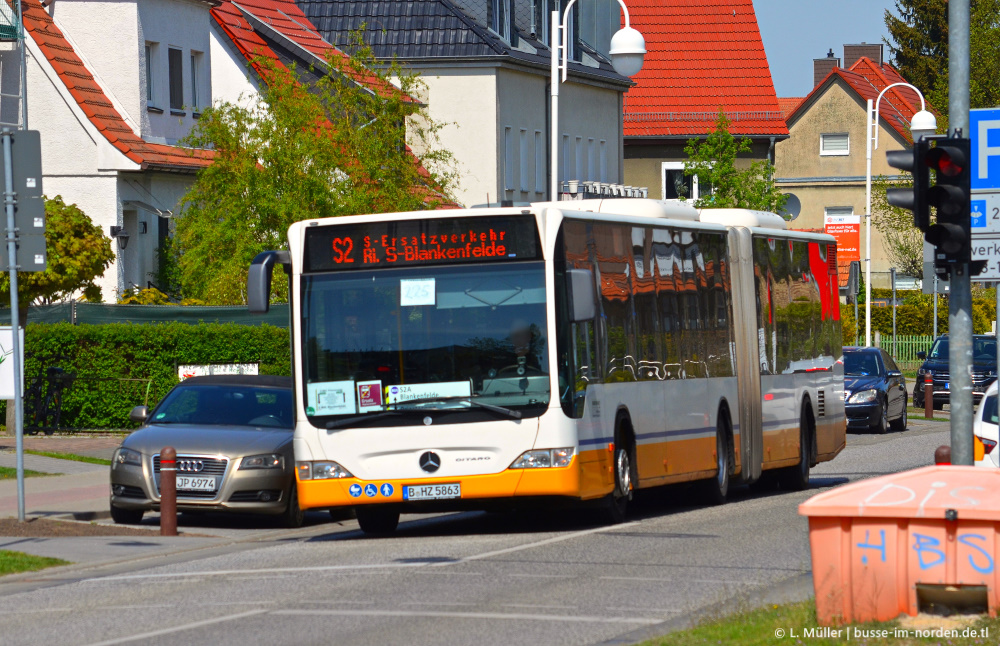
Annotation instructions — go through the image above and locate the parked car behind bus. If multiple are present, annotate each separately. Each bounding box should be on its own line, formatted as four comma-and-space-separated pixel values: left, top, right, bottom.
913, 335, 997, 410
843, 346, 907, 433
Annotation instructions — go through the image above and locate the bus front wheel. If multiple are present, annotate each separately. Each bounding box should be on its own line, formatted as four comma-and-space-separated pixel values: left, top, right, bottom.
356, 507, 400, 535
602, 428, 634, 524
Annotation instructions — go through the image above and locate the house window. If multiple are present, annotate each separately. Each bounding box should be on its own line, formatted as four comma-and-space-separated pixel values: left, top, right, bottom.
587, 138, 595, 181
190, 51, 203, 112
820, 133, 850, 156
535, 0, 551, 44
145, 42, 157, 107
825, 206, 854, 217
575, 136, 583, 181
168, 47, 184, 113
599, 139, 607, 182
519, 128, 528, 192
561, 134, 569, 186
492, 0, 512, 41
662, 161, 712, 201
534, 130, 544, 193
504, 126, 514, 191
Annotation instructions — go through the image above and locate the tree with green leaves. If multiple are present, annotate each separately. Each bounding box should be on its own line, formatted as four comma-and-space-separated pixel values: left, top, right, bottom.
870, 174, 924, 278
174, 42, 456, 305
886, 0, 1000, 123
0, 196, 114, 314
683, 110, 787, 213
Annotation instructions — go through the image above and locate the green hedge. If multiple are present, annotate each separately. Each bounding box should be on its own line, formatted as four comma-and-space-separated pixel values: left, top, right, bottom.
840, 290, 998, 344
11, 322, 290, 429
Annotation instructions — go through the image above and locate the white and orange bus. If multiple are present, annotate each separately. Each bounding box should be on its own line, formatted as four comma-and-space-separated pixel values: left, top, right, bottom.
249, 199, 846, 534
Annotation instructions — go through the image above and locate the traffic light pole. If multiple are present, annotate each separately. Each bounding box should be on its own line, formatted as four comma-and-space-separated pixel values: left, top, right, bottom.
948, 0, 972, 465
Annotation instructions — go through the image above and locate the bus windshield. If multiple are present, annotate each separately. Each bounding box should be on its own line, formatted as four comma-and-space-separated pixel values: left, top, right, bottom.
301, 261, 550, 426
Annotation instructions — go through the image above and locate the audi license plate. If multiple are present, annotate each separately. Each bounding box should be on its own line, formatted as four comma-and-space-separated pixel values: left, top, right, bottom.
175, 476, 216, 492
403, 483, 460, 501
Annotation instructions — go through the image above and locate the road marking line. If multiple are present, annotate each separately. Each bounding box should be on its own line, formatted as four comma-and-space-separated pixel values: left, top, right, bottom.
431, 521, 641, 566
598, 576, 762, 585
273, 608, 662, 625
84, 609, 268, 646
84, 562, 425, 582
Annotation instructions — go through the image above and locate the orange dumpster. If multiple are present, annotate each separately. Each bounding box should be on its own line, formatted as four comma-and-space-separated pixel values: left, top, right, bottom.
799, 466, 999, 624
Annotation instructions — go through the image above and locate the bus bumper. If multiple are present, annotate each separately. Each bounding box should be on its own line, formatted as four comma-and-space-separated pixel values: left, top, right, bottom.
297, 459, 586, 510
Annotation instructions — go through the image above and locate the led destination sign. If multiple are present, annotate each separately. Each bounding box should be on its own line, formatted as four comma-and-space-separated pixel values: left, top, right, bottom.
303, 216, 541, 272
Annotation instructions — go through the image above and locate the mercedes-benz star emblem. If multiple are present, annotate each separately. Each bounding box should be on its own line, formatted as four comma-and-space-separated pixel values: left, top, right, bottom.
419, 451, 441, 473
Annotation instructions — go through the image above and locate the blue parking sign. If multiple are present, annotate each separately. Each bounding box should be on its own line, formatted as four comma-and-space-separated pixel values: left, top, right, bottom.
971, 109, 1000, 190
972, 199, 987, 228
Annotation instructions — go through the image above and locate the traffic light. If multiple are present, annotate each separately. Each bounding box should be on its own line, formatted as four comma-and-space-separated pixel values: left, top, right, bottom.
886, 139, 929, 230
923, 138, 974, 275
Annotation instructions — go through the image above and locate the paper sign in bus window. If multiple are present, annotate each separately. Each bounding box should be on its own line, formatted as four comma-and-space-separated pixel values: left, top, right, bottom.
385, 381, 472, 404
306, 381, 356, 415
357, 380, 384, 412
400, 278, 435, 306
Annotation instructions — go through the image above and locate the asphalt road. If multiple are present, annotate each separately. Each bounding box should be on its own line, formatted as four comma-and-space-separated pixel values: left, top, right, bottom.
0, 420, 951, 646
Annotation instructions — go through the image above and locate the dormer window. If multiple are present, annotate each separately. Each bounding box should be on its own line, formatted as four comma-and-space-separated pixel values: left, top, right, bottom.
491, 0, 512, 42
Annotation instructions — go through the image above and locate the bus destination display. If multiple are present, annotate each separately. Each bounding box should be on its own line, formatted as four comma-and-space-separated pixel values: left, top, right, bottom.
304, 216, 541, 272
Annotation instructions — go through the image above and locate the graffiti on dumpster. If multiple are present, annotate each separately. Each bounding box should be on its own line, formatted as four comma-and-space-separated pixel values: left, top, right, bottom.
856, 529, 995, 573
859, 480, 986, 514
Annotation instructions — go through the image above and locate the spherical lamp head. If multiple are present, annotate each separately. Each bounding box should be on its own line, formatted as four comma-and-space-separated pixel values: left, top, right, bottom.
909, 109, 937, 142
609, 26, 646, 77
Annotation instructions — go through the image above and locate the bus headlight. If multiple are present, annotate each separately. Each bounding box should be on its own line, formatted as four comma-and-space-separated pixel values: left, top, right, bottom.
297, 461, 353, 480
510, 448, 575, 469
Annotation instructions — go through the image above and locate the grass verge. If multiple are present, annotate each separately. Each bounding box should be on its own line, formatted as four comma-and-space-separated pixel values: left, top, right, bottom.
0, 549, 69, 575
24, 450, 111, 466
0, 466, 53, 479
643, 600, 998, 645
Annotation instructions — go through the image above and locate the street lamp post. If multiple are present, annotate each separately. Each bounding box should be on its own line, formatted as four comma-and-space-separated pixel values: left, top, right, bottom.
864, 83, 936, 346
550, 0, 645, 201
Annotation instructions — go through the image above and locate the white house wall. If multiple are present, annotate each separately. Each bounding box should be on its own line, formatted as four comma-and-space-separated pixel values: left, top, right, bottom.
413, 68, 498, 208
209, 26, 261, 108
48, 0, 142, 135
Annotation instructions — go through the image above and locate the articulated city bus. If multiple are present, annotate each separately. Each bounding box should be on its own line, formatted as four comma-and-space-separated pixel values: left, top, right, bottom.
248, 199, 846, 534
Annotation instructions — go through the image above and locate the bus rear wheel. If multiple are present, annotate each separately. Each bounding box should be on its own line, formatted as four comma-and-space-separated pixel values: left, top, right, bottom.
702, 414, 732, 505
778, 406, 814, 491
356, 507, 399, 535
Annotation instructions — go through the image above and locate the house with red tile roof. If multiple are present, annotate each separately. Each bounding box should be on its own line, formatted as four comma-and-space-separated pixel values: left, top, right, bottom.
0, 0, 443, 300
620, 0, 788, 201
774, 44, 938, 286
300, 0, 635, 207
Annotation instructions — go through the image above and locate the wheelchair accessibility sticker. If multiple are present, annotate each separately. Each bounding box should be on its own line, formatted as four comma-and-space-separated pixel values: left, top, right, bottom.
364, 484, 378, 497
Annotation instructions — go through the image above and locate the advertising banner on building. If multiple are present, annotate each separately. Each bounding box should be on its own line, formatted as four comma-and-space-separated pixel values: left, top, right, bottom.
824, 214, 861, 262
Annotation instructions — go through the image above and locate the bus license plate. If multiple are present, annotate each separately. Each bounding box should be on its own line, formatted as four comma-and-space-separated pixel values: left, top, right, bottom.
176, 476, 216, 492
403, 483, 461, 501
944, 382, 949, 390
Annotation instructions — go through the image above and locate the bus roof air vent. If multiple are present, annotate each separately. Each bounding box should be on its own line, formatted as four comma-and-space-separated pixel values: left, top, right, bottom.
698, 209, 788, 230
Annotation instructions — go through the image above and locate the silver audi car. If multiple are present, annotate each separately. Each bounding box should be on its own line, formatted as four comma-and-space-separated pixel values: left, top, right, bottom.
109, 375, 302, 527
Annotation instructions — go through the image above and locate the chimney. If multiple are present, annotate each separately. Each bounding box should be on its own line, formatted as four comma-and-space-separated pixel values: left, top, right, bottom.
844, 43, 883, 69
813, 49, 840, 87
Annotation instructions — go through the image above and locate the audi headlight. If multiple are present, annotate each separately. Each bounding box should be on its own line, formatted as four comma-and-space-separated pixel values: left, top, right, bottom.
297, 461, 353, 480
848, 389, 878, 404
240, 454, 284, 470
113, 447, 141, 467
510, 448, 575, 469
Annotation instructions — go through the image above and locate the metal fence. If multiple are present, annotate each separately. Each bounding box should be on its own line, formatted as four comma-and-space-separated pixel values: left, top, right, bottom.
873, 333, 935, 371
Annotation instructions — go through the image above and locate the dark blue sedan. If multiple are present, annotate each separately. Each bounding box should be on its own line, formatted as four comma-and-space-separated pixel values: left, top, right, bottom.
843, 346, 908, 433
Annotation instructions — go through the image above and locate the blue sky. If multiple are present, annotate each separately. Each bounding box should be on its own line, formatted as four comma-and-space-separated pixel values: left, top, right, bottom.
753, 0, 896, 98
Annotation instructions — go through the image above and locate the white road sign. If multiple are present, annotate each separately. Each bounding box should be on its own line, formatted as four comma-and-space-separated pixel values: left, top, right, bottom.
971, 236, 1000, 281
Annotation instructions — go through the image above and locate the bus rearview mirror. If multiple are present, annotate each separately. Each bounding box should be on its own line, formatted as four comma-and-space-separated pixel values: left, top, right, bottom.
248, 250, 290, 314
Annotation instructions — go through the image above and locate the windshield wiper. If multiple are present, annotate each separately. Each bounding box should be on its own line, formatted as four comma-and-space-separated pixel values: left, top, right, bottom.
326, 410, 405, 430
388, 395, 522, 420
